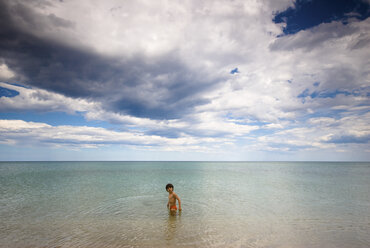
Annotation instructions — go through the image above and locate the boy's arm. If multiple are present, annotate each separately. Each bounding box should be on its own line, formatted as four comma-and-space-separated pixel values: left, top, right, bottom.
174, 193, 182, 211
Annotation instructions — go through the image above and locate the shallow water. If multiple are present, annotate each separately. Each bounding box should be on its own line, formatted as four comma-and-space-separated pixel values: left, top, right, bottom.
0, 161, 369, 247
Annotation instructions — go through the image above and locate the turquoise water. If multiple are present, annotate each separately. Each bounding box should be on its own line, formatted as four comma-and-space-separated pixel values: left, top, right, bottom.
0, 161, 369, 248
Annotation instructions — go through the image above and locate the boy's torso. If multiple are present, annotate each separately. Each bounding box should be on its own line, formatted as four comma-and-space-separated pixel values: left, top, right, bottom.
168, 193, 176, 206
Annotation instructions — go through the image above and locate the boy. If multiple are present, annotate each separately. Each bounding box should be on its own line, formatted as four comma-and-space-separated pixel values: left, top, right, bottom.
166, 183, 182, 213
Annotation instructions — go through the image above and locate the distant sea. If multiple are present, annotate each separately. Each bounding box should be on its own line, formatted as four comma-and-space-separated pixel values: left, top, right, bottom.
1, 161, 369, 248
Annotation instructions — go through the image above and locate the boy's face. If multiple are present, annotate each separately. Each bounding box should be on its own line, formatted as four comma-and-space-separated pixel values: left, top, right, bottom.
167, 187, 173, 193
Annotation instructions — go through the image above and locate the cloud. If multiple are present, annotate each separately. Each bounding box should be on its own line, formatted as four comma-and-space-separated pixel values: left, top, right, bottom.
0, 82, 259, 141
0, 119, 133, 147
0, 119, 237, 153
0, 0, 369, 158
0, 82, 98, 114
270, 19, 370, 51
0, 0, 293, 121
254, 112, 370, 152
0, 81, 368, 154
0, 63, 16, 80
0, 119, 162, 148
0, 1, 208, 120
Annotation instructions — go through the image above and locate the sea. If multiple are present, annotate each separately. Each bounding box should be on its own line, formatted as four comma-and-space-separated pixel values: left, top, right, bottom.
0, 161, 369, 248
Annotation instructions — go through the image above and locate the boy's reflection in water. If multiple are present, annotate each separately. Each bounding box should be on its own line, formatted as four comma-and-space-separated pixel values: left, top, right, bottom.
165, 210, 181, 241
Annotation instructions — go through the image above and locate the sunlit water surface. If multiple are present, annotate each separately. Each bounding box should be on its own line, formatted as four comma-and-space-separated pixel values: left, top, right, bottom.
1, 161, 369, 248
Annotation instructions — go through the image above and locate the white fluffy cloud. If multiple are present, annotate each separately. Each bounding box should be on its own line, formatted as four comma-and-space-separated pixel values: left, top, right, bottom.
0, 119, 235, 152
0, 82, 97, 113
0, 63, 15, 80
0, 82, 259, 145
1, 80, 368, 155
14, 0, 291, 56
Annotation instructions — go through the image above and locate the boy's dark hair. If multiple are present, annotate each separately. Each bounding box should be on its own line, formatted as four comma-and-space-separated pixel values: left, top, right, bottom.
166, 183, 174, 191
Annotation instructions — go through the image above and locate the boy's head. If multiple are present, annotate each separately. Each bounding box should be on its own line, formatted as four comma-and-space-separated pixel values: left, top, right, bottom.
166, 183, 174, 192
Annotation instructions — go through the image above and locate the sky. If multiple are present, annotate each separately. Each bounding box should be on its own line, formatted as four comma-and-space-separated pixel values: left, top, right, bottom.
0, 0, 369, 161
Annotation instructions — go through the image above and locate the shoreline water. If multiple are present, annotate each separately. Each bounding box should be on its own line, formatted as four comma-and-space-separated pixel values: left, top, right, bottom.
1, 161, 369, 247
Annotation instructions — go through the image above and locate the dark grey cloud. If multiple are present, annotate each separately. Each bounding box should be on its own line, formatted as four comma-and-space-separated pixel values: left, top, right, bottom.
0, 0, 218, 120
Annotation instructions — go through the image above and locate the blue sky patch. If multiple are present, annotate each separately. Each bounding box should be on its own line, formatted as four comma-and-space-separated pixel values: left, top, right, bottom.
297, 88, 364, 100
311, 90, 351, 98
0, 86, 19, 98
249, 128, 279, 137
274, 0, 370, 35
298, 88, 310, 98
230, 68, 239, 74
6, 83, 32, 89
327, 134, 370, 144
0, 112, 113, 128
